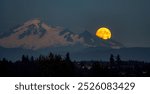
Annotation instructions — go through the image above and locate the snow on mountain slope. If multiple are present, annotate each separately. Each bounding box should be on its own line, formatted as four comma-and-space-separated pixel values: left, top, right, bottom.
0, 19, 84, 50
0, 18, 123, 50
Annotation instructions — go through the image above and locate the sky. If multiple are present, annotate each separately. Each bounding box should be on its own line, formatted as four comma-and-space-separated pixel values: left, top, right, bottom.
0, 0, 150, 47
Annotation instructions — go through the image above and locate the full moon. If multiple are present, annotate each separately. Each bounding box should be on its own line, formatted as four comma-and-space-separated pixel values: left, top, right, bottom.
96, 27, 111, 40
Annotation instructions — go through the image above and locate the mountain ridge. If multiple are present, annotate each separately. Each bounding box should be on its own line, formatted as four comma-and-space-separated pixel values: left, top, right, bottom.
0, 18, 123, 50
0, 18, 149, 62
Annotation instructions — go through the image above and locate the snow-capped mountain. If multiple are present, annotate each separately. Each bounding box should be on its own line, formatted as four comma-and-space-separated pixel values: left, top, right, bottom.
0, 18, 122, 50
0, 19, 150, 62
79, 30, 123, 49
0, 19, 84, 50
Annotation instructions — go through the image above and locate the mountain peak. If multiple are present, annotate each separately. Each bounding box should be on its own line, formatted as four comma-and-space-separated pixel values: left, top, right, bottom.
0, 19, 84, 50
24, 18, 41, 26
80, 30, 93, 38
14, 18, 42, 32
0, 18, 123, 50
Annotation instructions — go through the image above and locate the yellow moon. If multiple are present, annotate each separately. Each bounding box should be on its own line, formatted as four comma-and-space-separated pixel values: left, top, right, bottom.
96, 27, 111, 40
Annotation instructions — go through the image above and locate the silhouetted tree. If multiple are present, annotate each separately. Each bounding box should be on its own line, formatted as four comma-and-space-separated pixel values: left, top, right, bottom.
109, 54, 115, 66
0, 52, 150, 77
21, 55, 29, 63
22, 55, 26, 62
54, 55, 62, 62
30, 56, 34, 63
48, 52, 54, 61
2, 58, 8, 63
116, 54, 121, 64
65, 52, 71, 63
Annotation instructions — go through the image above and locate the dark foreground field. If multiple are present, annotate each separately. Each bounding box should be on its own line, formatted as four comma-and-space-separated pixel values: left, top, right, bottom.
0, 53, 150, 77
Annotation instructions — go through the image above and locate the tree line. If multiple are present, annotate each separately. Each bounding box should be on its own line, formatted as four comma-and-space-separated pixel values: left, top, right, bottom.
0, 53, 150, 77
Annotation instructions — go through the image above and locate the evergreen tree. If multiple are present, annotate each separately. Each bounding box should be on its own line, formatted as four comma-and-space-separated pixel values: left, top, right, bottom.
110, 54, 115, 64
21, 55, 29, 63
22, 55, 26, 62
116, 54, 121, 64
48, 52, 54, 61
65, 52, 71, 62
30, 56, 34, 63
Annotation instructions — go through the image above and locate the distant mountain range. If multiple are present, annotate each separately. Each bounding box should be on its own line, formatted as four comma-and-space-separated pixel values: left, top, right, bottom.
0, 18, 123, 50
0, 18, 150, 61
